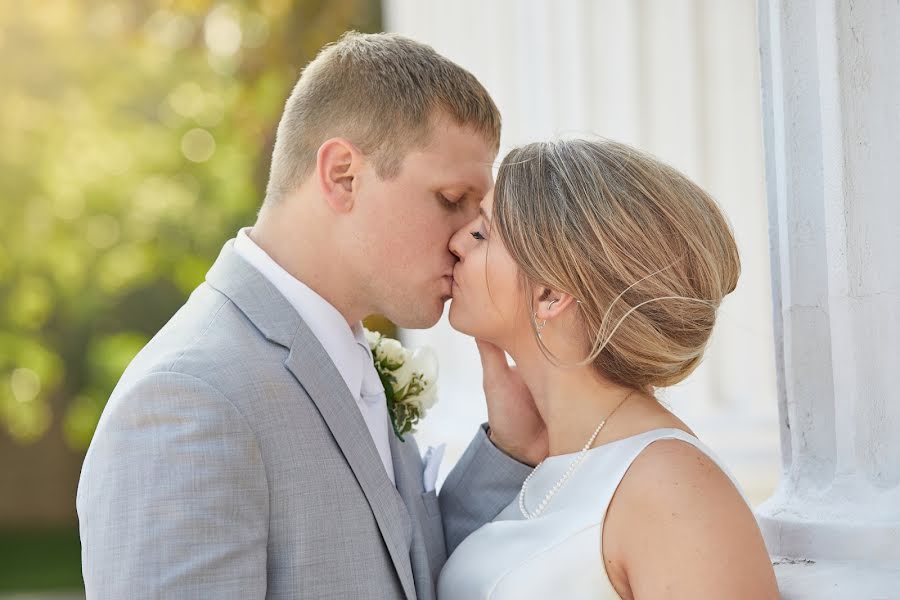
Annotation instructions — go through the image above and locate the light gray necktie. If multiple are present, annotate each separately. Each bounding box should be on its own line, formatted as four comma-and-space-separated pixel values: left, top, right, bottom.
357, 342, 396, 484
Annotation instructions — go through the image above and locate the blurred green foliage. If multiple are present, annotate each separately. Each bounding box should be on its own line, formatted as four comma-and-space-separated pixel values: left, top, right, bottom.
0, 527, 82, 591
0, 0, 381, 449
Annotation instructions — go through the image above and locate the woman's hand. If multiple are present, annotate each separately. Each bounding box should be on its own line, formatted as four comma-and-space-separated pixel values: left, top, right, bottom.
476, 339, 548, 467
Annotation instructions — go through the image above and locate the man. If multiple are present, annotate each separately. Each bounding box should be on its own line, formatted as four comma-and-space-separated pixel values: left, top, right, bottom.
77, 31, 547, 599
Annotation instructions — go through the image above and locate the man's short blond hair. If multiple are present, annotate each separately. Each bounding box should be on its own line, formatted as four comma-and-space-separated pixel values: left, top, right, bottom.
265, 31, 501, 202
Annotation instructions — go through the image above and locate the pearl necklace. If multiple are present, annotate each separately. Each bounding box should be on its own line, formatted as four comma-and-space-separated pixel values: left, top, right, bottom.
518, 392, 634, 520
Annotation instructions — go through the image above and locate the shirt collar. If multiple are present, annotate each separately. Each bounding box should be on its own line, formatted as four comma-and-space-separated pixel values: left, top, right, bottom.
233, 227, 375, 403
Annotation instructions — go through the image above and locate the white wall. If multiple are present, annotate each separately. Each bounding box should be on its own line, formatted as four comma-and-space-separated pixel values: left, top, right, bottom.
384, 0, 779, 504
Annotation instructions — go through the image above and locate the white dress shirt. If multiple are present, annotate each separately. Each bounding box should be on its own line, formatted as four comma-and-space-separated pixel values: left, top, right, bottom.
233, 227, 395, 484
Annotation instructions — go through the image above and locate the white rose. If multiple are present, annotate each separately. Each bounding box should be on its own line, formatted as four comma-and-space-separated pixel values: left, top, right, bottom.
392, 360, 416, 395
409, 347, 438, 385
375, 337, 408, 370
405, 348, 438, 410
417, 380, 438, 411
404, 395, 424, 415
364, 328, 382, 351
392, 347, 437, 397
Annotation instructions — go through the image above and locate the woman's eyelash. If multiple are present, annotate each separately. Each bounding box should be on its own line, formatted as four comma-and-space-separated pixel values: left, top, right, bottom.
471, 231, 485, 241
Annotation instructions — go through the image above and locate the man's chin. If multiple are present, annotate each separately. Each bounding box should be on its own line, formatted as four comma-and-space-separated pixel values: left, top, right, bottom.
388, 299, 446, 330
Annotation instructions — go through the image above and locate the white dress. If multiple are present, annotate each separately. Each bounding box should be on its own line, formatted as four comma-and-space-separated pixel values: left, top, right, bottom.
437, 428, 748, 599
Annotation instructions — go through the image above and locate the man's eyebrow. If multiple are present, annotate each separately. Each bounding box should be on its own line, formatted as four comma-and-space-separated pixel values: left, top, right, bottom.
455, 183, 487, 196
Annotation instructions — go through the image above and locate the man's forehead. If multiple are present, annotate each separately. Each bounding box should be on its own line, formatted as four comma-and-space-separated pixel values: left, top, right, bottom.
410, 148, 494, 192
449, 169, 494, 195
418, 124, 496, 166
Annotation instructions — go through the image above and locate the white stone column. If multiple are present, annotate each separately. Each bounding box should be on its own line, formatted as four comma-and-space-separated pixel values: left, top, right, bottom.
756, 0, 900, 596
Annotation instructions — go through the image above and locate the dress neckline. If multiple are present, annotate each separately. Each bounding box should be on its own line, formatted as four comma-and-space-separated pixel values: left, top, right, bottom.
516, 428, 700, 520
539, 427, 696, 466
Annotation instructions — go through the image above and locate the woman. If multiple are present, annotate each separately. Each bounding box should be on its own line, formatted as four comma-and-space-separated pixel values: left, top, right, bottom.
437, 139, 778, 599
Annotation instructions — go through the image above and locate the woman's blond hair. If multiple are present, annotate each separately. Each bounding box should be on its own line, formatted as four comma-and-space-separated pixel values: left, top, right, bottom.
493, 139, 740, 389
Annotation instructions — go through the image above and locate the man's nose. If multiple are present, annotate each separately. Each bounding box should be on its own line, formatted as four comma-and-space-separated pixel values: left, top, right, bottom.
448, 227, 467, 260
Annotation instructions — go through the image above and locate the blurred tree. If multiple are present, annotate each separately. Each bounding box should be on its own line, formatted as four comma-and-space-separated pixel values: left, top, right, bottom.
0, 0, 382, 449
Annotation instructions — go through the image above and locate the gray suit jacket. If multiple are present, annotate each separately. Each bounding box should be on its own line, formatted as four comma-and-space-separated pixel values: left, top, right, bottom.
77, 240, 531, 599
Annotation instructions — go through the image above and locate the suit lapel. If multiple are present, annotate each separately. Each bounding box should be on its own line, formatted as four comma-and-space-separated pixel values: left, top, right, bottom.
206, 240, 417, 600
390, 430, 436, 600
284, 342, 417, 600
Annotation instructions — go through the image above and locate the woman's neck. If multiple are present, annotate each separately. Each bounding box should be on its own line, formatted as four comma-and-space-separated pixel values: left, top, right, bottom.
509, 348, 641, 457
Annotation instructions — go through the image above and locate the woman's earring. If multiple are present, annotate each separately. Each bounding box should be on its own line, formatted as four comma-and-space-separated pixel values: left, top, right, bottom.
535, 315, 547, 337
535, 299, 559, 338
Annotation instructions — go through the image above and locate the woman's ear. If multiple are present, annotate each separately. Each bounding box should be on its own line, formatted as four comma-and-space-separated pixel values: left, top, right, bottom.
316, 137, 362, 213
533, 286, 578, 321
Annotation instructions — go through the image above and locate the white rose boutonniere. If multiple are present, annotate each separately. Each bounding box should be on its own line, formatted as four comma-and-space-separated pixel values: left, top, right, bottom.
365, 328, 438, 442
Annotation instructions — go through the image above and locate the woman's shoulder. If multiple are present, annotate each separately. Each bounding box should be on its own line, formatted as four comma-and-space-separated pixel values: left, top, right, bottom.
600, 430, 776, 598
606, 422, 750, 534
619, 433, 739, 501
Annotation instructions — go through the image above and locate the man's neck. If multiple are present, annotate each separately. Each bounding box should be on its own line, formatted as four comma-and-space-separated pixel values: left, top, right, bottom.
248, 217, 367, 327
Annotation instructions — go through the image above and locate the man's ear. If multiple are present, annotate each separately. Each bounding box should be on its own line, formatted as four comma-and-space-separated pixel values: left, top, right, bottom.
316, 137, 362, 213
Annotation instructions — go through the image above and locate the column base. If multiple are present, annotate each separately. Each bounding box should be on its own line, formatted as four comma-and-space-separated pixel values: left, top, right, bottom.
756, 493, 900, 563
771, 558, 900, 600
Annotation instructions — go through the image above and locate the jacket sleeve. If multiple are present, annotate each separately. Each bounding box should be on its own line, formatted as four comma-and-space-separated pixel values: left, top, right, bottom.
438, 423, 533, 554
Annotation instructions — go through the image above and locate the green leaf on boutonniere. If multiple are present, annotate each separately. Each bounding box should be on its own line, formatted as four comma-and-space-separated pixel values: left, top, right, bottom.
366, 327, 436, 443
376, 366, 407, 442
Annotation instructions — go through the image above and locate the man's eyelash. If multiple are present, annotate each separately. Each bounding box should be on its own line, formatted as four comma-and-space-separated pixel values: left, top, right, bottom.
437, 193, 459, 210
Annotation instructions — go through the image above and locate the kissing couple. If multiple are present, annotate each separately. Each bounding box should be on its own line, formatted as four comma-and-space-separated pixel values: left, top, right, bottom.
77, 31, 778, 599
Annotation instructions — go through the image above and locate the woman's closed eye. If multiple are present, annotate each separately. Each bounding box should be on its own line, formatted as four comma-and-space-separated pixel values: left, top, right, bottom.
470, 231, 485, 241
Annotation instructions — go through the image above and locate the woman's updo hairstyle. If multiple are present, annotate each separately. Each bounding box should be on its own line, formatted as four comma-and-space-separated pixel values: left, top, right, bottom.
492, 139, 740, 389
